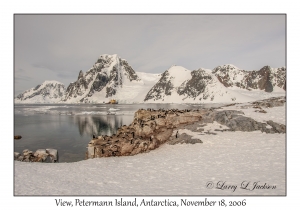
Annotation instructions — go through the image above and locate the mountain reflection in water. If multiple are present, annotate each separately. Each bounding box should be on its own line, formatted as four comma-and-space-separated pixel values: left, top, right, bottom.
74, 115, 133, 137
14, 113, 134, 162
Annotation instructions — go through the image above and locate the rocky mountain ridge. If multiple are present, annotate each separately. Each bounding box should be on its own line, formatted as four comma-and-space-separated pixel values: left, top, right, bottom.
15, 81, 65, 103
212, 64, 286, 92
15, 54, 286, 104
63, 54, 142, 103
144, 64, 286, 103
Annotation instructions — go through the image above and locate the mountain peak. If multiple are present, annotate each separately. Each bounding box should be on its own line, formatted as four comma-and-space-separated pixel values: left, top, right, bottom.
15, 80, 65, 103
222, 64, 240, 69
212, 64, 241, 73
167, 65, 189, 73
98, 54, 119, 60
63, 54, 142, 103
42, 80, 64, 85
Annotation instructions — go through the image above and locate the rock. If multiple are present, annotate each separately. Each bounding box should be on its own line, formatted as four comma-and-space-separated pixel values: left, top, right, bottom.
266, 120, 286, 133
17, 155, 24, 161
34, 149, 47, 156
120, 143, 135, 156
185, 139, 203, 144
14, 152, 20, 160
213, 108, 285, 134
44, 155, 53, 163
46, 149, 59, 163
204, 131, 217, 135
34, 149, 49, 161
251, 96, 285, 108
22, 149, 29, 154
87, 146, 95, 158
168, 133, 203, 145
227, 116, 260, 132
255, 109, 267, 113
23, 150, 33, 156
15, 148, 59, 163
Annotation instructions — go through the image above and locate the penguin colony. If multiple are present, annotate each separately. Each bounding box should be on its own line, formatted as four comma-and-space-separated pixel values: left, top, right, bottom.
86, 108, 204, 158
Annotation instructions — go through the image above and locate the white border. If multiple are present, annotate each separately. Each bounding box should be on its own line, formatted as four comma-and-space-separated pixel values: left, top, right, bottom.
3, 0, 297, 209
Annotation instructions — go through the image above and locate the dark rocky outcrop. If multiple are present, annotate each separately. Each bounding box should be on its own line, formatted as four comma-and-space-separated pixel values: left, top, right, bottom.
144, 70, 174, 101
65, 70, 89, 100
106, 86, 117, 98
213, 110, 285, 133
257, 66, 273, 92
251, 96, 286, 108
212, 64, 248, 88
168, 133, 203, 145
266, 120, 286, 133
212, 64, 286, 92
121, 60, 140, 82
215, 110, 264, 132
87, 74, 109, 97
177, 69, 212, 99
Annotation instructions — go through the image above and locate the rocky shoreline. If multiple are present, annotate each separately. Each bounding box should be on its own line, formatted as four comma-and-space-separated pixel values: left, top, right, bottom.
14, 149, 59, 163
86, 96, 286, 159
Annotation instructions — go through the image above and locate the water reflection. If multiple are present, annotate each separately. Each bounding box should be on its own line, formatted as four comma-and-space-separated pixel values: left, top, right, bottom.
74, 115, 133, 137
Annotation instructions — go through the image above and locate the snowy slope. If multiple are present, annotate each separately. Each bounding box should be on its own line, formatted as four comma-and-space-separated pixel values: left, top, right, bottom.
14, 81, 65, 103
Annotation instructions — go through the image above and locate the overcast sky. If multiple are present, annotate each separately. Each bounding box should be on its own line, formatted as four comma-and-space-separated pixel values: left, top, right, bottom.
14, 14, 286, 95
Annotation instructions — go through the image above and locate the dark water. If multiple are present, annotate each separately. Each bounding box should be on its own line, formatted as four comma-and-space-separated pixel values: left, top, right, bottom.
14, 103, 223, 162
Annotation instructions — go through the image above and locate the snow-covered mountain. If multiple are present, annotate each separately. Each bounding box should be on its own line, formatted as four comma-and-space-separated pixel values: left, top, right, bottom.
15, 81, 65, 103
63, 54, 160, 103
14, 54, 286, 104
212, 64, 286, 92
144, 66, 192, 102
144, 66, 255, 103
